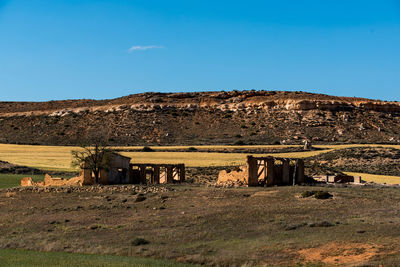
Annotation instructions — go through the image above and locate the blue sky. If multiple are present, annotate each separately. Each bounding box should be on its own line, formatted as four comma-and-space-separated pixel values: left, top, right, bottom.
0, 0, 399, 101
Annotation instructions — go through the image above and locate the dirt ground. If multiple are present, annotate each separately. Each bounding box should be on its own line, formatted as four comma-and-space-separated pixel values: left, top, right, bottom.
1, 184, 400, 266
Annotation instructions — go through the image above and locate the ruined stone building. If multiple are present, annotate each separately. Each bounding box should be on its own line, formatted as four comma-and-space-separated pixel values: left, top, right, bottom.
130, 163, 185, 184
81, 153, 131, 185
21, 153, 185, 187
218, 155, 305, 186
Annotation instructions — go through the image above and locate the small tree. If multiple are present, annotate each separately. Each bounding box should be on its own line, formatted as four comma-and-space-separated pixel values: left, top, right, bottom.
71, 140, 114, 184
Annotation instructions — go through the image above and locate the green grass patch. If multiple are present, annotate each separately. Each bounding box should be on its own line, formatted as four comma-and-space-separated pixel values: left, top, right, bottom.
0, 249, 195, 267
0, 174, 44, 189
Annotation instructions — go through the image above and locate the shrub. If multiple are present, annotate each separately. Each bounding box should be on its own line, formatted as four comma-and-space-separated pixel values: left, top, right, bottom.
309, 221, 334, 227
187, 147, 197, 152
240, 125, 248, 129
234, 140, 245, 146
314, 191, 333, 199
235, 134, 242, 138
131, 238, 149, 246
142, 146, 154, 152
301, 191, 317, 198
284, 222, 307, 231
301, 190, 333, 199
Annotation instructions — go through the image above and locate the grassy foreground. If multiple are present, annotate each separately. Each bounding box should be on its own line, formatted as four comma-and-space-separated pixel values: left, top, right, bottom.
1, 186, 400, 266
0, 249, 194, 267
0, 174, 44, 189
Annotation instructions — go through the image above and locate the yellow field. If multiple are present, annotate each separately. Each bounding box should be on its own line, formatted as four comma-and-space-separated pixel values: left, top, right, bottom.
0, 144, 330, 171
0, 143, 399, 184
316, 144, 400, 149
0, 144, 76, 172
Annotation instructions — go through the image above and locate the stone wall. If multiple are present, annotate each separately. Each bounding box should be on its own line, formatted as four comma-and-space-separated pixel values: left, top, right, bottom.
21, 174, 83, 187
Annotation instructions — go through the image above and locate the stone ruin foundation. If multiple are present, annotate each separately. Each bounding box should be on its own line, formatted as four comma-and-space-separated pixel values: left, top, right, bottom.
21, 174, 83, 187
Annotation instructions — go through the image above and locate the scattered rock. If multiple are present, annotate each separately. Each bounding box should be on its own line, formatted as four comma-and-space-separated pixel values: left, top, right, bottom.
1, 184, 174, 194
5, 192, 16, 198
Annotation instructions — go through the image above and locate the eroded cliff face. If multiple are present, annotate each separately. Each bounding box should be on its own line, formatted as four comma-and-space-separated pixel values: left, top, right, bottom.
0, 90, 399, 145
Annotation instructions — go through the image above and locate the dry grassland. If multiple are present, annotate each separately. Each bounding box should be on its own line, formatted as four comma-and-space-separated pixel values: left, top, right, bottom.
1, 185, 400, 266
0, 144, 331, 171
0, 144, 400, 184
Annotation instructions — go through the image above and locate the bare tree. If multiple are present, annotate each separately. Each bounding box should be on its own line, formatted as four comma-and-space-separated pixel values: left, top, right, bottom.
71, 138, 114, 184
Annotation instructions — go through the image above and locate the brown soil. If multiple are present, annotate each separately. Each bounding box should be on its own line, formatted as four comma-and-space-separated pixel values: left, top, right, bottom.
298, 242, 381, 265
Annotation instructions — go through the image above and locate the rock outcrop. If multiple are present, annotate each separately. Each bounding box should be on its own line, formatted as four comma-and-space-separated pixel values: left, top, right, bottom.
1, 90, 399, 145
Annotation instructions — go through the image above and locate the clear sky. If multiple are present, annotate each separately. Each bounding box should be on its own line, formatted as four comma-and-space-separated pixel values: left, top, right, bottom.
0, 0, 399, 101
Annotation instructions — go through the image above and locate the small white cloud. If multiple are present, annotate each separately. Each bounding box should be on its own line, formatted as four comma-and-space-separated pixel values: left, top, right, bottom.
128, 45, 164, 53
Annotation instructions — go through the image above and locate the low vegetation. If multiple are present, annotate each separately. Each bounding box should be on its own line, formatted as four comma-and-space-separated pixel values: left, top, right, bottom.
1, 186, 400, 266
301, 190, 333, 199
0, 174, 45, 189
0, 249, 193, 267
306, 147, 400, 177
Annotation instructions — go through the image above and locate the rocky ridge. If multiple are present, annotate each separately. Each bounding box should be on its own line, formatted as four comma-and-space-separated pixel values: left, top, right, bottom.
0, 90, 399, 145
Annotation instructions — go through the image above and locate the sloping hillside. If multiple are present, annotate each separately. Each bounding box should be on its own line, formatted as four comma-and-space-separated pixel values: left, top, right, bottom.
0, 90, 399, 145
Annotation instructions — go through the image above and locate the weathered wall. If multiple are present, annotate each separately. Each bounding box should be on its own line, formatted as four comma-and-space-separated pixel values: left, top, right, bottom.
21, 173, 83, 187
217, 166, 248, 184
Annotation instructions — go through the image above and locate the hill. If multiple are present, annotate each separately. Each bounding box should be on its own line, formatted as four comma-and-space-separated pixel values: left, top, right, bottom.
0, 90, 399, 145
